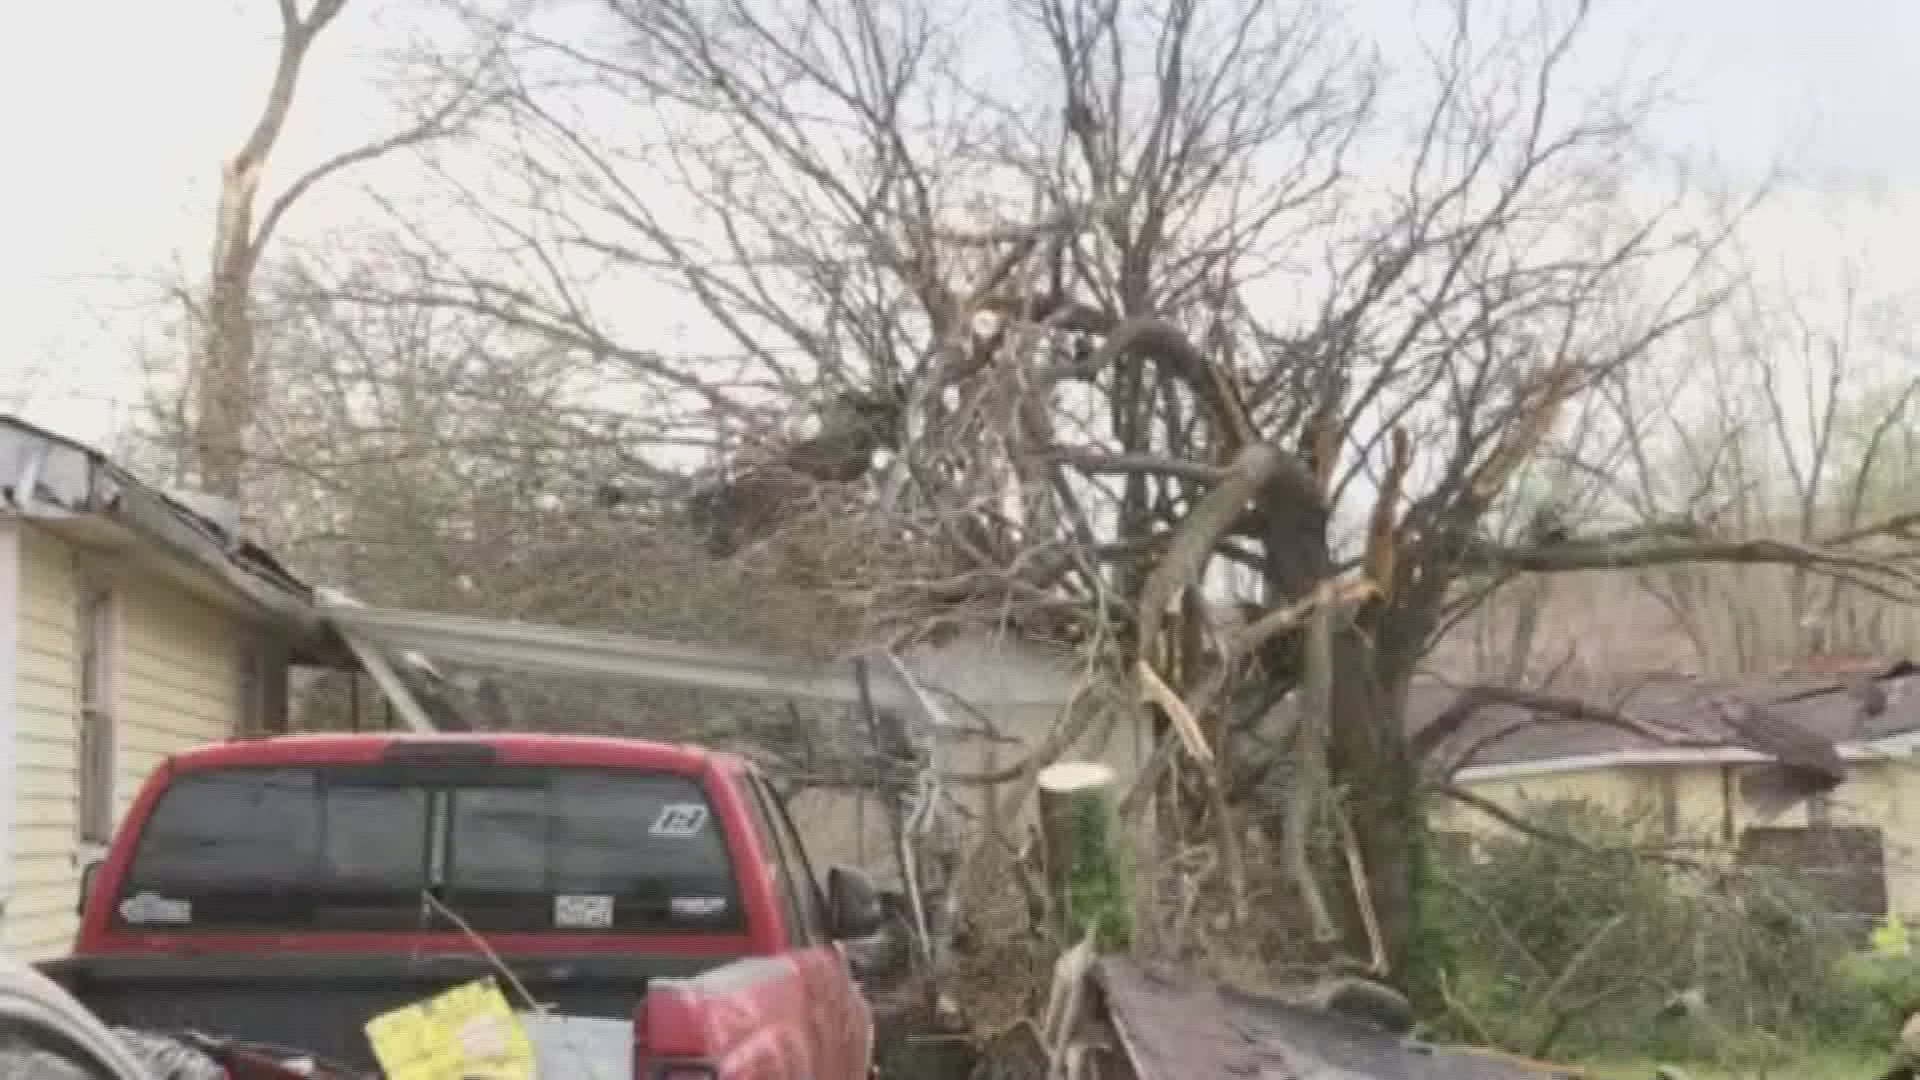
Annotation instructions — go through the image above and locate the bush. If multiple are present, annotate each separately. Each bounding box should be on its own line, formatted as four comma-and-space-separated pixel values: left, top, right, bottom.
1420, 799, 1693, 1055
1831, 916, 1920, 1041
1419, 797, 1874, 1062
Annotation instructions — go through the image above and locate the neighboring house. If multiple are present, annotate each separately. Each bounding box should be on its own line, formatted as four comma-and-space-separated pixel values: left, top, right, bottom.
1419, 659, 1920, 926
0, 418, 349, 959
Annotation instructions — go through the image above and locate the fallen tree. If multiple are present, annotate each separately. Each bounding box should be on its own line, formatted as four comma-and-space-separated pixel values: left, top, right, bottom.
309, 0, 1920, 1010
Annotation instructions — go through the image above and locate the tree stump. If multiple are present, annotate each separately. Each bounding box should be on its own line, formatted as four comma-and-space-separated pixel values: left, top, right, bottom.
1037, 761, 1133, 951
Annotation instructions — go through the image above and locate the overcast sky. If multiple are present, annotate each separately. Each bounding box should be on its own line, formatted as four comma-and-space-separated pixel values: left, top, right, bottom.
4, 0, 1917, 446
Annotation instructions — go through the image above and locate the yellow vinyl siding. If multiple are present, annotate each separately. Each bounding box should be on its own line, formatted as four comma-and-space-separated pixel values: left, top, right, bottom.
6, 525, 245, 960
115, 576, 241, 821
12, 527, 82, 958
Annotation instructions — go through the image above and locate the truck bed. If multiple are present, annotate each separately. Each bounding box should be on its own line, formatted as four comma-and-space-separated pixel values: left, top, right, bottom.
38, 951, 728, 1072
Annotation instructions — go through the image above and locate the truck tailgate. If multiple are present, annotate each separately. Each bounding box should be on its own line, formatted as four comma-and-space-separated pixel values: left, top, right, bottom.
40, 952, 728, 1073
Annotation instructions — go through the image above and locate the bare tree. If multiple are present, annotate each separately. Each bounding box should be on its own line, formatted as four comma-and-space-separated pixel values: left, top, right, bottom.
306, 0, 1920, 989
222, 250, 879, 780
1606, 253, 1920, 673
178, 0, 505, 503
226, 250, 845, 648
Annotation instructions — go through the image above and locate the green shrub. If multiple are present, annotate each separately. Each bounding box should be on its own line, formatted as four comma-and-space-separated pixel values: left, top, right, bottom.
1420, 799, 1691, 1055
1830, 915, 1920, 1042
1419, 797, 1875, 1062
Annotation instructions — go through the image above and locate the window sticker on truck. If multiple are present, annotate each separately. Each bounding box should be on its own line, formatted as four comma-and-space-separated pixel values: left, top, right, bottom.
669, 896, 729, 918
118, 892, 191, 926
552, 893, 615, 929
649, 803, 709, 838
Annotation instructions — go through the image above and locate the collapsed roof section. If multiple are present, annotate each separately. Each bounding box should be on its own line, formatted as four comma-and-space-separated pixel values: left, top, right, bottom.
317, 593, 1080, 736
0, 414, 1078, 744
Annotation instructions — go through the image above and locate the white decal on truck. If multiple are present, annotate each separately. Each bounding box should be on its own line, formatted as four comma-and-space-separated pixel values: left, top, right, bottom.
553, 894, 614, 929
670, 896, 728, 918
118, 892, 192, 926
648, 803, 709, 838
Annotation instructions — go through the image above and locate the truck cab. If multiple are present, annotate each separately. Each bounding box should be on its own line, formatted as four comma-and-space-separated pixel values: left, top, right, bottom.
48, 732, 891, 1078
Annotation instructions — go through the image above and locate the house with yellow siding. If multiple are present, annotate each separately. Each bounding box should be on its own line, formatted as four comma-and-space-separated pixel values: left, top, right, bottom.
0, 418, 347, 959
1418, 661, 1920, 928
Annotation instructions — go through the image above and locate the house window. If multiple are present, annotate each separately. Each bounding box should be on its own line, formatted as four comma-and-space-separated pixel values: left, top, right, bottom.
76, 586, 116, 846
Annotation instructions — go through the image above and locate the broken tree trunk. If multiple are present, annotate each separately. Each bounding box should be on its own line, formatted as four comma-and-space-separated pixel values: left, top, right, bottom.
1038, 761, 1132, 951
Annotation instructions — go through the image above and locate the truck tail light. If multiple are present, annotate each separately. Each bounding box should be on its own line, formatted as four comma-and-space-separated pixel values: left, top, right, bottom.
637, 985, 715, 1078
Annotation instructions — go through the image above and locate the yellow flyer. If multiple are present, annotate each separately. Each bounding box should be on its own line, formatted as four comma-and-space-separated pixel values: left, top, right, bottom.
364, 977, 535, 1080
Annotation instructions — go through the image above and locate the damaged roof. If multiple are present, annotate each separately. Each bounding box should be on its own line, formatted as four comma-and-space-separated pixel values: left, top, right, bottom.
1409, 660, 1920, 776
0, 416, 342, 661
1094, 957, 1580, 1079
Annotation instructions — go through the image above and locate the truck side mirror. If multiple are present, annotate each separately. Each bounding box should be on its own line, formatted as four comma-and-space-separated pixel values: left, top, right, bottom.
825, 865, 884, 941
76, 859, 102, 917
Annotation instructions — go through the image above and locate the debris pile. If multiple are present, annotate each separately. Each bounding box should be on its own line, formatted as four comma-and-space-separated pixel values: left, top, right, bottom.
1040, 945, 1591, 1080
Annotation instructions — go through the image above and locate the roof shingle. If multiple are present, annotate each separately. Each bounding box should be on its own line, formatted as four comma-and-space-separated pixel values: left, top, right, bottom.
1408, 661, 1920, 770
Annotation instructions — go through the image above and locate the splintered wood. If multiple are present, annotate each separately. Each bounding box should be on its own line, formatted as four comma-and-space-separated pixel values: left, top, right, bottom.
1134, 662, 1212, 766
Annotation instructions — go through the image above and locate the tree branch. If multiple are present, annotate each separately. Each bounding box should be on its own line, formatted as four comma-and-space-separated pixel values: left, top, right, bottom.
1134, 443, 1282, 660
1412, 682, 1718, 763
253, 88, 499, 256
1052, 450, 1227, 485
1468, 514, 1920, 596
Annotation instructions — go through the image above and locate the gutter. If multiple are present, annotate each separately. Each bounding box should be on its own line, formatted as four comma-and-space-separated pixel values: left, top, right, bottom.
317, 600, 1083, 747
319, 591, 440, 734
317, 601, 1075, 713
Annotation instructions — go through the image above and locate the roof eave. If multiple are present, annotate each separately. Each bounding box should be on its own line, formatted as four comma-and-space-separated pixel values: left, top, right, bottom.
0, 416, 351, 667
1453, 735, 1920, 784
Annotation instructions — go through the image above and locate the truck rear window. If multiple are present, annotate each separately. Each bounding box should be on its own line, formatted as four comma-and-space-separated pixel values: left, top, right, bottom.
116, 765, 742, 933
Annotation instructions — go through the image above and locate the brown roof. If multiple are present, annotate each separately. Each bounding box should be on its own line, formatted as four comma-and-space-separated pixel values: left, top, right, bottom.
1408, 660, 1920, 771
1094, 957, 1580, 1078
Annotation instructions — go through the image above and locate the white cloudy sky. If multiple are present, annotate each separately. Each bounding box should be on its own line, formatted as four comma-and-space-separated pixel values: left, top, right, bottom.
4, 0, 1918, 446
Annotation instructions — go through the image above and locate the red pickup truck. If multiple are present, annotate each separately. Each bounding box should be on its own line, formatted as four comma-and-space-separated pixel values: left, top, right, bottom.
41, 732, 891, 1079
